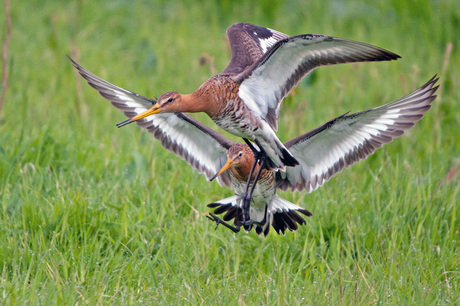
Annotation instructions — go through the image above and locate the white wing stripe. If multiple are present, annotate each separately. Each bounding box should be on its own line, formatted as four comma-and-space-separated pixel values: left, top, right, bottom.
70, 58, 234, 188
276, 76, 439, 192
239, 35, 400, 130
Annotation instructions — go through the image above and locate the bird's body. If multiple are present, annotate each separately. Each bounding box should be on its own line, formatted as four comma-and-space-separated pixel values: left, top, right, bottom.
83, 22, 401, 226
208, 143, 311, 236
116, 22, 401, 169
178, 75, 296, 168
167, 75, 260, 138
70, 58, 438, 236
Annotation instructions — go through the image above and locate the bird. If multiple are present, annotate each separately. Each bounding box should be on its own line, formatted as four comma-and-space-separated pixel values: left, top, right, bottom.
70, 58, 438, 236
207, 142, 312, 235
117, 23, 400, 170
94, 22, 401, 226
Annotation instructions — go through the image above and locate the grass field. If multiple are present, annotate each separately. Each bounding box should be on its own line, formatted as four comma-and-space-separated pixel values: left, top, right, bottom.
1, 0, 459, 304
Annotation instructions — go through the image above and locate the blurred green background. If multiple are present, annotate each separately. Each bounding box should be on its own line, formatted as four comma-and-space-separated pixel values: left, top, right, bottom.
0, 0, 459, 304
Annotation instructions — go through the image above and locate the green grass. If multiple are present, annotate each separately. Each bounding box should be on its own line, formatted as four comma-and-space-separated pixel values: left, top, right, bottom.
1, 0, 459, 304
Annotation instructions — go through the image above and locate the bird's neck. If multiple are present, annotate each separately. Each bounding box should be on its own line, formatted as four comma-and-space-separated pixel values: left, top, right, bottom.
182, 76, 237, 117
232, 158, 260, 183
179, 91, 219, 117
179, 93, 206, 113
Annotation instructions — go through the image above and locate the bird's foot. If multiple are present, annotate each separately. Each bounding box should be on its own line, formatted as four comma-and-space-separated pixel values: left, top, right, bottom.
237, 203, 268, 227
235, 218, 267, 227
206, 213, 240, 233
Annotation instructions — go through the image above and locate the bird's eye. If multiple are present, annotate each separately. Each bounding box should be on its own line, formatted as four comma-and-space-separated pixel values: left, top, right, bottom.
166, 97, 174, 103
238, 152, 243, 157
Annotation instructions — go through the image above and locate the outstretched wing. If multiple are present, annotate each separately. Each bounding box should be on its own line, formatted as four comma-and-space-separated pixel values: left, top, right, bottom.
238, 34, 400, 130
276, 76, 439, 192
70, 57, 234, 188
222, 23, 289, 75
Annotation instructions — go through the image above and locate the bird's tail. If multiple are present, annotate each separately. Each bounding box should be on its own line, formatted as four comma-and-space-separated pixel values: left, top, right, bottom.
257, 136, 299, 169
207, 195, 311, 236
269, 195, 312, 235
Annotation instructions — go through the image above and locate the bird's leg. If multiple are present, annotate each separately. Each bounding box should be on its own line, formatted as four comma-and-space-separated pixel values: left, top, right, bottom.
239, 139, 264, 224
254, 138, 273, 169
242, 138, 274, 226
242, 156, 267, 224
243, 138, 260, 156
240, 203, 269, 227
206, 213, 240, 233
239, 138, 271, 225
259, 204, 268, 226
240, 158, 258, 224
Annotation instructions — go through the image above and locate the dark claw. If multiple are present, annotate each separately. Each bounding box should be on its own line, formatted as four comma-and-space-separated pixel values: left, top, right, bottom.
206, 213, 220, 230
236, 205, 268, 227
206, 213, 240, 233
236, 218, 266, 227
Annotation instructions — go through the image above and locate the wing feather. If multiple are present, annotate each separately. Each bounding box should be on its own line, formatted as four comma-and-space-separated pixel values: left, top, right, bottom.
70, 57, 234, 188
222, 23, 289, 75
276, 76, 439, 192
238, 35, 400, 130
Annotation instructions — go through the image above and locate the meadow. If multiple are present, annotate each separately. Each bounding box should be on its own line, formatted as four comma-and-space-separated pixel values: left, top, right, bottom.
0, 0, 459, 304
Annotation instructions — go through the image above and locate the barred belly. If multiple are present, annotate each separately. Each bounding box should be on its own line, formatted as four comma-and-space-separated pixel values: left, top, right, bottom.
213, 100, 261, 138
231, 172, 276, 209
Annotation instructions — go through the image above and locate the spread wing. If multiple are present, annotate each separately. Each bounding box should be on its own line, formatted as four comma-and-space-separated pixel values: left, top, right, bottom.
238, 34, 401, 130
276, 76, 439, 192
222, 23, 289, 75
70, 57, 234, 188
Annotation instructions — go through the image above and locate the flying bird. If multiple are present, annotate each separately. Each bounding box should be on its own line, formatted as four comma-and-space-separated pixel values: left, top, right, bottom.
75, 23, 401, 226
70, 59, 438, 236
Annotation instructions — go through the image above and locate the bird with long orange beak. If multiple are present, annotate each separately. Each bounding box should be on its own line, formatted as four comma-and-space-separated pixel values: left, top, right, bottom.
104, 23, 400, 226
71, 59, 437, 236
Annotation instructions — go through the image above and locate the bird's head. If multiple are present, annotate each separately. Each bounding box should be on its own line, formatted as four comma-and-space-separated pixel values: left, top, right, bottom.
116, 91, 182, 127
210, 143, 255, 181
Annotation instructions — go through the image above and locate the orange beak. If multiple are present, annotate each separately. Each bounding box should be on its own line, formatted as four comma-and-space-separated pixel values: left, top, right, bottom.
209, 158, 234, 181
116, 104, 161, 128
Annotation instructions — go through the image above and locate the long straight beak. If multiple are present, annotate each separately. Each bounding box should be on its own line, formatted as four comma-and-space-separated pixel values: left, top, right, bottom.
210, 158, 234, 181
116, 104, 161, 128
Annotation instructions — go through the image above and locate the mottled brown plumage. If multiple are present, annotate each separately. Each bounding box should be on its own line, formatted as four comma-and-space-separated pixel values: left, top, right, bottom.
208, 143, 311, 236
115, 22, 401, 169
110, 23, 400, 226
226, 144, 267, 183
70, 56, 438, 236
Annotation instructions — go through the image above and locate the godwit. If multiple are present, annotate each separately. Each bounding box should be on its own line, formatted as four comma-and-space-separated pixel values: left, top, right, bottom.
108, 22, 400, 225
70, 59, 438, 235
116, 23, 400, 170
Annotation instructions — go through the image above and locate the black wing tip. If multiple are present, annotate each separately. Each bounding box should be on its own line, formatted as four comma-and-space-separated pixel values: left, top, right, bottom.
280, 148, 299, 167
67, 55, 75, 64
366, 49, 401, 62
410, 74, 439, 99
68, 56, 81, 71
368, 48, 401, 62
388, 51, 401, 60
311, 35, 402, 62
298, 208, 313, 217
67, 56, 85, 72
67, 56, 91, 80
427, 74, 440, 87
270, 208, 311, 236
207, 202, 233, 209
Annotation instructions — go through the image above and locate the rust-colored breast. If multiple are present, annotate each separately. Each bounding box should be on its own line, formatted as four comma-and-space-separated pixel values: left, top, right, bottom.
191, 75, 240, 117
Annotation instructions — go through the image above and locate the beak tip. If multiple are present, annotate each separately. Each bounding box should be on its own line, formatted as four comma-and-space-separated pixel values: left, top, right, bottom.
210, 159, 234, 182
116, 118, 134, 128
